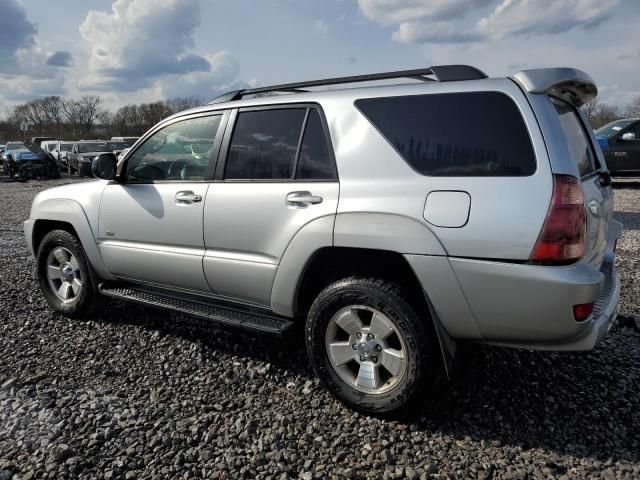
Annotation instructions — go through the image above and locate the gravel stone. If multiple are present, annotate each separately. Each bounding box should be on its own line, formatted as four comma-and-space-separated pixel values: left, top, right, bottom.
0, 176, 639, 479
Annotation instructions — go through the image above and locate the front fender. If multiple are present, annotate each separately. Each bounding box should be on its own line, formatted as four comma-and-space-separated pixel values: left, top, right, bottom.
26, 198, 115, 281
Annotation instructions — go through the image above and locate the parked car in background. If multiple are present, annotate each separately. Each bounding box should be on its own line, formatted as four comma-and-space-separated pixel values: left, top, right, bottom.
30, 136, 56, 146
111, 136, 139, 143
41, 140, 59, 156
4, 149, 41, 178
68, 141, 116, 177
3, 141, 27, 157
596, 118, 640, 176
25, 65, 621, 414
108, 141, 133, 158
54, 141, 74, 168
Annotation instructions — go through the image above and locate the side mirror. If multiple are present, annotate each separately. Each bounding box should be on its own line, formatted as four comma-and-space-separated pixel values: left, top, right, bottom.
91, 153, 118, 181
621, 132, 636, 141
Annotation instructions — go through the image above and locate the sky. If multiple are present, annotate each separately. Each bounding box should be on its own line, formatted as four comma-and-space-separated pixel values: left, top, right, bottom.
0, 0, 638, 115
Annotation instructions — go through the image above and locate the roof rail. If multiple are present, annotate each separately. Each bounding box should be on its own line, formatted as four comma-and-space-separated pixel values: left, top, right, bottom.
209, 64, 487, 104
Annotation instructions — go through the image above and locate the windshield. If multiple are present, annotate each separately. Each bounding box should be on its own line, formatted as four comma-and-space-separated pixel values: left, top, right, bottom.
596, 120, 635, 138
17, 151, 39, 160
60, 143, 73, 152
7, 143, 26, 151
79, 143, 110, 153
107, 141, 128, 150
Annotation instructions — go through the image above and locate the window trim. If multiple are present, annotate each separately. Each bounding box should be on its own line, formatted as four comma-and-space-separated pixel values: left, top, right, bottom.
354, 90, 538, 178
118, 110, 229, 184
215, 102, 338, 183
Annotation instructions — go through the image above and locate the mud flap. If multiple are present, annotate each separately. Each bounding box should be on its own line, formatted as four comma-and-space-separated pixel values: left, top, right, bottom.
423, 291, 457, 378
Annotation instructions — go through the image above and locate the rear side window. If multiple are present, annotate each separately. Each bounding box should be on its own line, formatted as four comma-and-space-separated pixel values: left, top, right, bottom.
225, 107, 335, 181
225, 109, 306, 180
296, 109, 333, 180
552, 98, 597, 177
355, 92, 536, 176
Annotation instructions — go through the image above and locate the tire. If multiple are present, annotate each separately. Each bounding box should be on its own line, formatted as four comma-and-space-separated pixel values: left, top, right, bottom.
305, 277, 437, 414
36, 229, 101, 317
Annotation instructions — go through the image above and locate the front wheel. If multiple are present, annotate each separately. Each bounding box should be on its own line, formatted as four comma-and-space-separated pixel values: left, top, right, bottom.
36, 230, 101, 317
305, 277, 437, 414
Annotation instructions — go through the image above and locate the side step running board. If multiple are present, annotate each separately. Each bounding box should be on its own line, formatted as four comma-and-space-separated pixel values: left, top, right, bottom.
99, 285, 295, 336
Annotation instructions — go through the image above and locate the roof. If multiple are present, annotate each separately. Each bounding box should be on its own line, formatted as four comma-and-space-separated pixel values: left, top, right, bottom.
209, 65, 487, 104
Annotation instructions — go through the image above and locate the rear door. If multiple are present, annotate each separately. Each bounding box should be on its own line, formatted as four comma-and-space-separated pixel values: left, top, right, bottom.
551, 98, 612, 267
202, 105, 339, 306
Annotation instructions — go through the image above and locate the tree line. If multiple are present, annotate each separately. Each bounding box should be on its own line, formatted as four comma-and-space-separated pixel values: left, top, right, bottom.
1, 92, 639, 143
0, 95, 204, 142
582, 95, 640, 129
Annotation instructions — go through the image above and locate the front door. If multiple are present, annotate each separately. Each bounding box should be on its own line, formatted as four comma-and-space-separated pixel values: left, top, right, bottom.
98, 113, 225, 292
202, 106, 339, 306
607, 121, 640, 174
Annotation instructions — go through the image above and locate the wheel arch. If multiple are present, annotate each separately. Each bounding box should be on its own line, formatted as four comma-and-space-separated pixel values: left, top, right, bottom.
290, 245, 458, 377
29, 199, 115, 282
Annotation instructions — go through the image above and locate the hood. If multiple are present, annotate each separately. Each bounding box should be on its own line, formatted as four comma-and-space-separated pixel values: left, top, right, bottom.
24, 140, 55, 162
30, 179, 107, 220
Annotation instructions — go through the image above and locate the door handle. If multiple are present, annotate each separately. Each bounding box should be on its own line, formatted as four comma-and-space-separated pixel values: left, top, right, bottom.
175, 191, 202, 204
286, 191, 323, 208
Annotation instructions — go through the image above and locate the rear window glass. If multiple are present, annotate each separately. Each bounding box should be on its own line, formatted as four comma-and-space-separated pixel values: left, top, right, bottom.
355, 91, 536, 176
552, 98, 597, 177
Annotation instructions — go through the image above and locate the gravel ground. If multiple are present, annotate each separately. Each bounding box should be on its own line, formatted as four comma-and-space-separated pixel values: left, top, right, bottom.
0, 176, 639, 480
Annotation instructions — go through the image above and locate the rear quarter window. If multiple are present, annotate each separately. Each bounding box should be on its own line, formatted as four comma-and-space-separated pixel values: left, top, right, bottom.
355, 91, 536, 176
552, 98, 598, 177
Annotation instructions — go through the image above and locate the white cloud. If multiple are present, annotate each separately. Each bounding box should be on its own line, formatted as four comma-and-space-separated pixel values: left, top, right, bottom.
78, 0, 239, 93
314, 20, 329, 33
358, 0, 619, 44
477, 0, 619, 38
356, 0, 491, 25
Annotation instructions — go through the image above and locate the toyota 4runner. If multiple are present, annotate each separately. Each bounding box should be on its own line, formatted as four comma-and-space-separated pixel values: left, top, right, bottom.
25, 65, 622, 413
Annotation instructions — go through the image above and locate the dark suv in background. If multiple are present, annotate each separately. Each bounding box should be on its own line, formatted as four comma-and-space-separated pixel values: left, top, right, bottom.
596, 118, 640, 176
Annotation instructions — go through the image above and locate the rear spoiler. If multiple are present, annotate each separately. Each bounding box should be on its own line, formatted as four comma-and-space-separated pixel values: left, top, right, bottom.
512, 68, 597, 107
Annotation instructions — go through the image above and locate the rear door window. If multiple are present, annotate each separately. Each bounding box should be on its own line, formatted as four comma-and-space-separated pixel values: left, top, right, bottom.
355, 91, 536, 176
552, 98, 598, 177
225, 107, 336, 181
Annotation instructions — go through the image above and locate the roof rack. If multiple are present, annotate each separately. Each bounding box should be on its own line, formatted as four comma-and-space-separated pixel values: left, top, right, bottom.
209, 64, 487, 104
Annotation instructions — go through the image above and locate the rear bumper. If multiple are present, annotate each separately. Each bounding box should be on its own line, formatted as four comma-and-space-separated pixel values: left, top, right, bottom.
406, 220, 623, 351
483, 256, 620, 351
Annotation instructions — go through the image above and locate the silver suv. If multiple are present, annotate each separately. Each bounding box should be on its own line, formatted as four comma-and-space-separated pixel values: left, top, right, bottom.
25, 65, 621, 413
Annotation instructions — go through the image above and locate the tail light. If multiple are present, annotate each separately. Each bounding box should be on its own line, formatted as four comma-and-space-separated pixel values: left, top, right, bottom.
573, 303, 594, 322
530, 175, 586, 264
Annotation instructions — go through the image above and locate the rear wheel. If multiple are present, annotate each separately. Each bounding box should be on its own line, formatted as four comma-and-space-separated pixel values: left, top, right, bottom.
36, 230, 101, 317
305, 277, 437, 414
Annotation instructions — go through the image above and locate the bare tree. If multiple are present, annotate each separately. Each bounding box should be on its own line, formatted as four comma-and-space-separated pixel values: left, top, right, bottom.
582, 100, 621, 129
97, 110, 114, 139
140, 102, 172, 129
582, 98, 599, 123
77, 95, 101, 134
165, 96, 204, 114
61, 99, 82, 136
41, 96, 63, 136
625, 95, 640, 118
